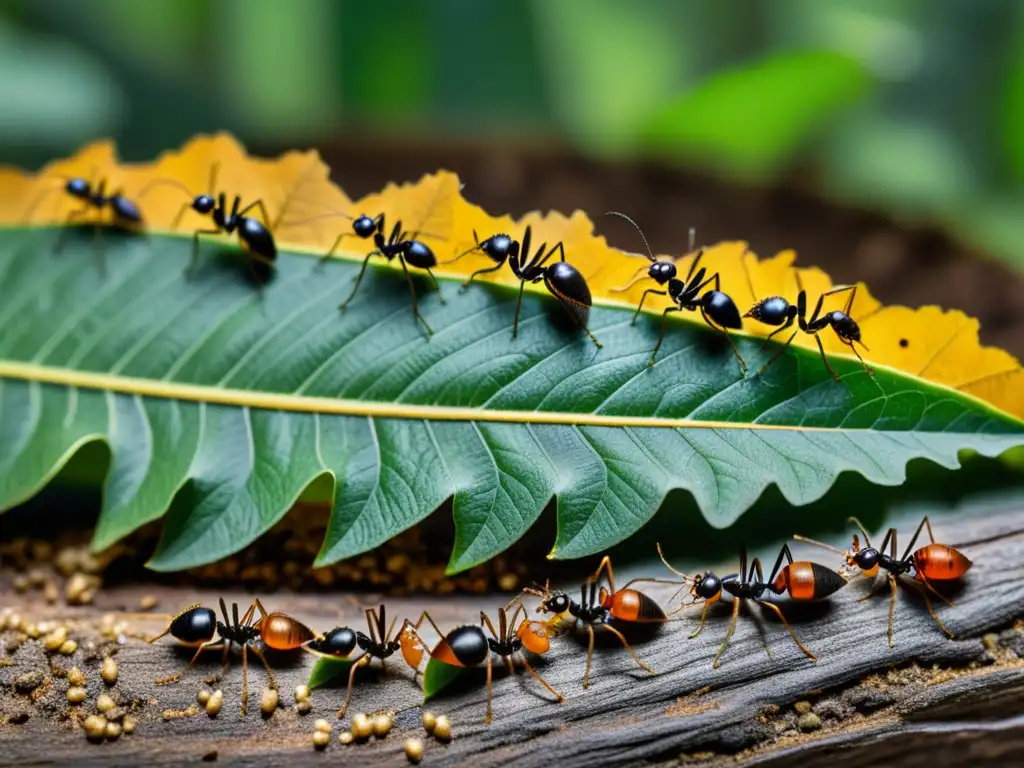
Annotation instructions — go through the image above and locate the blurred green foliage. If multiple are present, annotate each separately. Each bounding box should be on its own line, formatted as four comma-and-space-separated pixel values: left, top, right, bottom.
1, 0, 1023, 266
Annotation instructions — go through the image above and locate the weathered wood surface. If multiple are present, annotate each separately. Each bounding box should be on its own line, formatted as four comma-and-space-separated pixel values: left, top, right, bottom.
1, 500, 1023, 767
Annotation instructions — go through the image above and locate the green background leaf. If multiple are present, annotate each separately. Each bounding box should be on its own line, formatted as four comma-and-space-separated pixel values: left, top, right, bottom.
1, 227, 1022, 574
307, 655, 355, 690
422, 657, 467, 700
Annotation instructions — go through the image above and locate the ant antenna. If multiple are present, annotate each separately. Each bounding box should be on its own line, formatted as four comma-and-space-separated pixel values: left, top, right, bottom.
656, 542, 694, 581
137, 176, 195, 202
740, 247, 758, 306
847, 517, 874, 548
441, 230, 483, 265
605, 211, 655, 263
792, 534, 848, 556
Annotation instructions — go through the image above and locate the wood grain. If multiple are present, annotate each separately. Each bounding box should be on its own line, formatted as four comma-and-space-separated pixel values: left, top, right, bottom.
1, 499, 1023, 767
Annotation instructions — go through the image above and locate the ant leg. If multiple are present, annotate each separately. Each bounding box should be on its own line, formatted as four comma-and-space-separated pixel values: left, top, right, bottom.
766, 544, 795, 588
887, 574, 897, 648
757, 600, 816, 662
917, 569, 956, 609
650, 307, 682, 367
424, 268, 446, 305
53, 205, 91, 255
484, 652, 493, 725
154, 640, 223, 684
518, 654, 564, 702
602, 623, 654, 676
902, 578, 954, 638
900, 516, 930, 562
582, 624, 596, 689
820, 284, 858, 316
512, 279, 527, 339
316, 232, 354, 269
203, 641, 231, 685
843, 339, 874, 377
587, 556, 615, 594
550, 293, 603, 348
250, 645, 277, 694
238, 198, 272, 229
700, 307, 747, 374
712, 598, 742, 669
336, 652, 368, 720
610, 265, 650, 294
631, 289, 668, 325
241, 643, 249, 717
758, 318, 795, 351
923, 515, 937, 544
757, 331, 798, 376
689, 601, 712, 637
398, 256, 434, 337
337, 252, 376, 311
461, 262, 503, 291
188, 228, 222, 279
814, 333, 841, 382
746, 599, 771, 659
405, 610, 444, 638
170, 201, 190, 232
684, 248, 704, 283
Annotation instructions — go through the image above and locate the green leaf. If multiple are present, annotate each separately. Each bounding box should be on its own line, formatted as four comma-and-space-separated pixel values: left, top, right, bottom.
307, 655, 355, 690
422, 657, 467, 700
642, 50, 872, 180
1, 227, 1023, 574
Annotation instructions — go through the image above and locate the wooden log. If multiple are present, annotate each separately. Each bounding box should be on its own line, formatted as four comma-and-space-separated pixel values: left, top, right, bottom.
1, 499, 1022, 766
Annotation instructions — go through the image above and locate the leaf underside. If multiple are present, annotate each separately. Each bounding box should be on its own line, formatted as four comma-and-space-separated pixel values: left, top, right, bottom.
1, 228, 1022, 573
307, 656, 356, 690
422, 658, 467, 700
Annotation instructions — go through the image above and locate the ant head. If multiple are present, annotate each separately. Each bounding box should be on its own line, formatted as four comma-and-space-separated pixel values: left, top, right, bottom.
850, 547, 880, 577
540, 590, 571, 615
65, 178, 90, 199
352, 214, 377, 238
649, 261, 676, 284
691, 572, 722, 602
481, 233, 514, 260
192, 195, 216, 214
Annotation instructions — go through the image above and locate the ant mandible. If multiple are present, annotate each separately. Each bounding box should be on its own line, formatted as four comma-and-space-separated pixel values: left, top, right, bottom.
658, 543, 847, 668
743, 257, 872, 381
604, 212, 745, 371
402, 603, 563, 724
524, 555, 667, 688
138, 163, 277, 285
304, 604, 421, 721
794, 516, 972, 647
446, 226, 602, 348
149, 598, 315, 716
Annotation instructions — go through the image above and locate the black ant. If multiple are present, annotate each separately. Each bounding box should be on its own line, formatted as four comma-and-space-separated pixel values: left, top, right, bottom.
138, 163, 276, 285
794, 516, 971, 646
657, 544, 847, 668
304, 604, 422, 721
604, 212, 745, 370
446, 226, 602, 348
401, 604, 562, 724
743, 258, 872, 381
149, 599, 314, 716
23, 173, 144, 270
524, 556, 668, 688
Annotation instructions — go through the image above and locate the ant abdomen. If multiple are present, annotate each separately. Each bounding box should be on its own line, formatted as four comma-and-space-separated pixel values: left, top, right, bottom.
403, 240, 437, 269
702, 290, 743, 329
828, 311, 862, 342
433, 625, 490, 667
746, 296, 791, 325
544, 261, 593, 317
169, 605, 217, 645
240, 217, 276, 264
772, 562, 847, 601
309, 626, 358, 657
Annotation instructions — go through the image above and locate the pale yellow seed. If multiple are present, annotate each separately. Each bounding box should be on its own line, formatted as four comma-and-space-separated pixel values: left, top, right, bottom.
58, 639, 78, 656
422, 711, 436, 732
104, 721, 122, 740
260, 688, 279, 716
43, 581, 60, 604
67, 685, 87, 704
314, 718, 332, 733
122, 716, 136, 735
83, 715, 106, 740
338, 731, 354, 745
294, 684, 310, 702
23, 623, 40, 639
205, 690, 223, 717
296, 700, 313, 715
433, 715, 452, 741
100, 657, 118, 685
67, 667, 86, 686
197, 688, 211, 706
352, 712, 373, 740
139, 595, 158, 611
96, 693, 115, 712
6, 613, 22, 632
373, 713, 392, 738
405, 737, 425, 763
313, 730, 330, 749
43, 627, 69, 651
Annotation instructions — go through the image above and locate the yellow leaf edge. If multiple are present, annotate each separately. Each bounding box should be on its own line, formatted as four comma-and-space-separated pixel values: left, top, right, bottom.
2, 131, 1022, 422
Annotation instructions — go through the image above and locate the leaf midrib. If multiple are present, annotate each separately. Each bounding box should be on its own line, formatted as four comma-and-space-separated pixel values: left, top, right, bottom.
1, 360, 1019, 433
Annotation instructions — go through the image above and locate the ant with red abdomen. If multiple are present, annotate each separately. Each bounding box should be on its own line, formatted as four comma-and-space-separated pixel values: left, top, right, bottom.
794, 515, 972, 646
